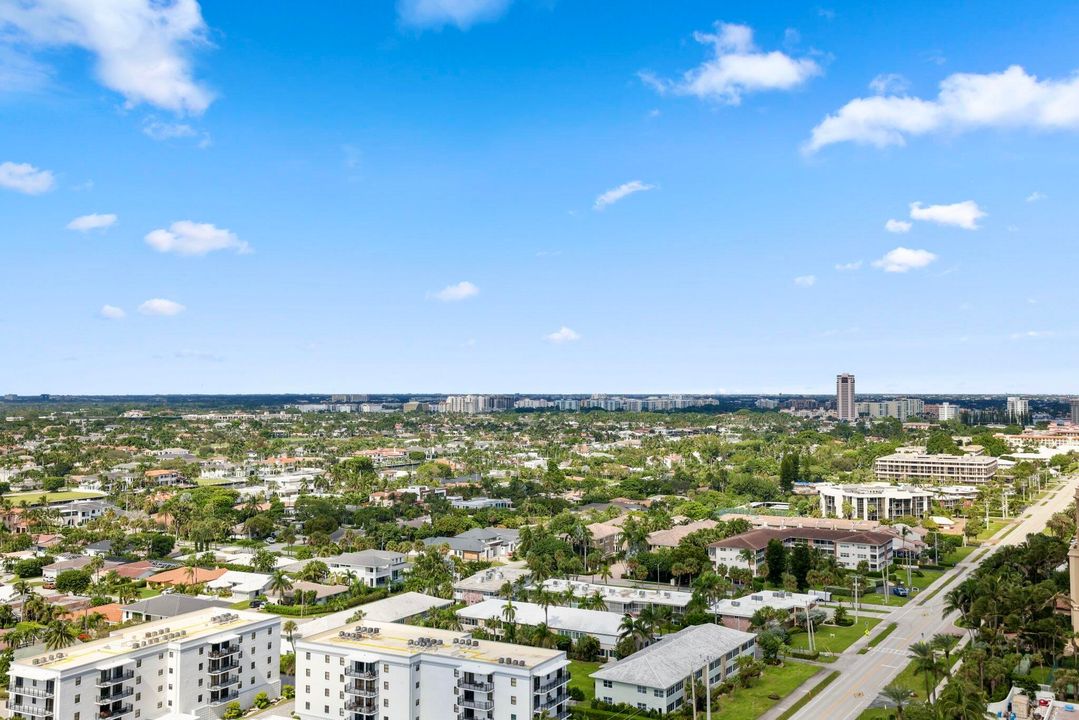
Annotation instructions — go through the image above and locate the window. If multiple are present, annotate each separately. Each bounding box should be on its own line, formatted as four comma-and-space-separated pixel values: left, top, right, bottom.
510, 697, 517, 705
74, 713, 80, 720
75, 678, 81, 686
510, 678, 516, 687
74, 695, 80, 704
383, 664, 389, 673
305, 653, 311, 660
324, 672, 330, 680
637, 686, 647, 694
197, 696, 202, 703
602, 681, 612, 689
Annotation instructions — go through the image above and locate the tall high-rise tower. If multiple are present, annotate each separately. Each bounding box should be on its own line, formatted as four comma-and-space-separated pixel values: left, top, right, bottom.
836, 373, 856, 421
1071, 398, 1079, 426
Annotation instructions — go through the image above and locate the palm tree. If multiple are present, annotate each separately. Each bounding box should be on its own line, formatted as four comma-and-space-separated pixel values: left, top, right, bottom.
582, 592, 608, 611
618, 614, 649, 653
42, 620, 78, 651
268, 570, 293, 600
283, 620, 298, 655
881, 683, 913, 720
501, 599, 517, 643
599, 562, 613, 586
932, 633, 961, 675
531, 623, 557, 649
936, 678, 988, 720
909, 641, 940, 702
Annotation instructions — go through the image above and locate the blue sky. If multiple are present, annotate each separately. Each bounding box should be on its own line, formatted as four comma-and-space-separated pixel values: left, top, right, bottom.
2, 0, 1079, 395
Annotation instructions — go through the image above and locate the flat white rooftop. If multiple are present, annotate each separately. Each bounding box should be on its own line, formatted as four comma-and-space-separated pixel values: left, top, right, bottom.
299, 619, 564, 669
16, 608, 271, 672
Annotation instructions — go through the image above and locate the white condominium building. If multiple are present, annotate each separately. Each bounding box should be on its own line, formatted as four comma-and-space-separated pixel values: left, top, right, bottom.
7, 609, 281, 720
854, 398, 925, 422
817, 482, 935, 520
873, 452, 998, 484
590, 624, 757, 715
836, 373, 856, 421
1007, 396, 1030, 421
295, 620, 570, 720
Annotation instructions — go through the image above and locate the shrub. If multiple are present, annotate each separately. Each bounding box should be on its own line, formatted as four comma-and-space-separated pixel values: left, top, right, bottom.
282, 685, 295, 699
253, 692, 271, 709
222, 702, 243, 720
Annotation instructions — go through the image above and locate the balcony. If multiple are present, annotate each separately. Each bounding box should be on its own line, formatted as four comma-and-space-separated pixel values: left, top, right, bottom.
350, 710, 378, 720
96, 689, 134, 704
208, 645, 240, 659
96, 671, 135, 687
210, 692, 239, 706
538, 692, 569, 710
458, 698, 493, 711
208, 660, 240, 674
98, 705, 133, 719
344, 667, 377, 680
344, 700, 377, 714
537, 675, 568, 693
210, 675, 240, 689
9, 686, 53, 699
343, 683, 377, 698
458, 680, 493, 693
8, 703, 53, 718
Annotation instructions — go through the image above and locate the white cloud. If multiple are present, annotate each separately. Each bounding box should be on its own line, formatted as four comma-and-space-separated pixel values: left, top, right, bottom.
793, 275, 816, 287
885, 218, 912, 233
807, 65, 1079, 152
432, 281, 480, 302
145, 221, 250, 256
0, 161, 54, 194
99, 304, 125, 319
142, 118, 194, 139
834, 260, 862, 271
138, 298, 185, 316
872, 247, 938, 273
909, 200, 985, 230
641, 22, 820, 105
397, 0, 510, 29
545, 326, 581, 344
594, 180, 655, 210
0, 0, 214, 114
1026, 191, 1046, 202
67, 213, 117, 231
1009, 330, 1055, 340
869, 73, 909, 95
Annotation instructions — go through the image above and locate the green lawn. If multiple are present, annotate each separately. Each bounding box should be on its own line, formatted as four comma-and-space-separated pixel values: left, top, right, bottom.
860, 568, 947, 606
5, 490, 105, 505
977, 520, 1009, 540
568, 660, 601, 701
195, 477, 245, 486
715, 662, 820, 720
138, 587, 161, 599
942, 545, 976, 565
789, 618, 880, 655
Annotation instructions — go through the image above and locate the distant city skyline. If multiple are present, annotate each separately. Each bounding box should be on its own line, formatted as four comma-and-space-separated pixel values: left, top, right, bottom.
2, 1, 1079, 393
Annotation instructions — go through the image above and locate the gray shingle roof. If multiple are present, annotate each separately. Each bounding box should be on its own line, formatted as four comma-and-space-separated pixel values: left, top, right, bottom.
590, 624, 756, 689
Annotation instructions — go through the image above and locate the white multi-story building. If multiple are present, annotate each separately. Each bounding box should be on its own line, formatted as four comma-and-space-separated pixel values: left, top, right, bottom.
836, 373, 856, 421
938, 402, 960, 422
295, 620, 570, 720
324, 551, 406, 588
6, 609, 280, 720
817, 482, 935, 520
590, 624, 757, 715
709, 527, 894, 572
1007, 396, 1030, 422
457, 600, 626, 659
873, 452, 998, 484
855, 398, 925, 422
540, 579, 693, 617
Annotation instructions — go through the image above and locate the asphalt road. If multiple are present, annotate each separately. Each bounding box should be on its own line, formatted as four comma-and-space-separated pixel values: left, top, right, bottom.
785, 474, 1079, 720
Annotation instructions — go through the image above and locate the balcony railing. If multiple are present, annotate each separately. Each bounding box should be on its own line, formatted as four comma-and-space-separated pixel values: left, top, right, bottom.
458, 698, 493, 711
210, 675, 240, 689
98, 704, 133, 719
9, 686, 53, 699
344, 700, 377, 713
344, 683, 377, 698
96, 672, 135, 687
458, 680, 493, 693
8, 703, 53, 718
209, 692, 239, 706
537, 675, 568, 694
344, 667, 377, 680
538, 692, 569, 710
208, 661, 240, 674
208, 645, 240, 659
96, 689, 134, 704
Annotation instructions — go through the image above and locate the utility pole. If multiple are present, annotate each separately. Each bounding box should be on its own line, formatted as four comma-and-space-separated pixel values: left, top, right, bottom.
853, 576, 860, 623
705, 656, 712, 720
882, 555, 890, 603
805, 603, 815, 652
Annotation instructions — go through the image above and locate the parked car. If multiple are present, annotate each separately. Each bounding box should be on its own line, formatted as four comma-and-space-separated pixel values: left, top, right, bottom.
892, 586, 909, 597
